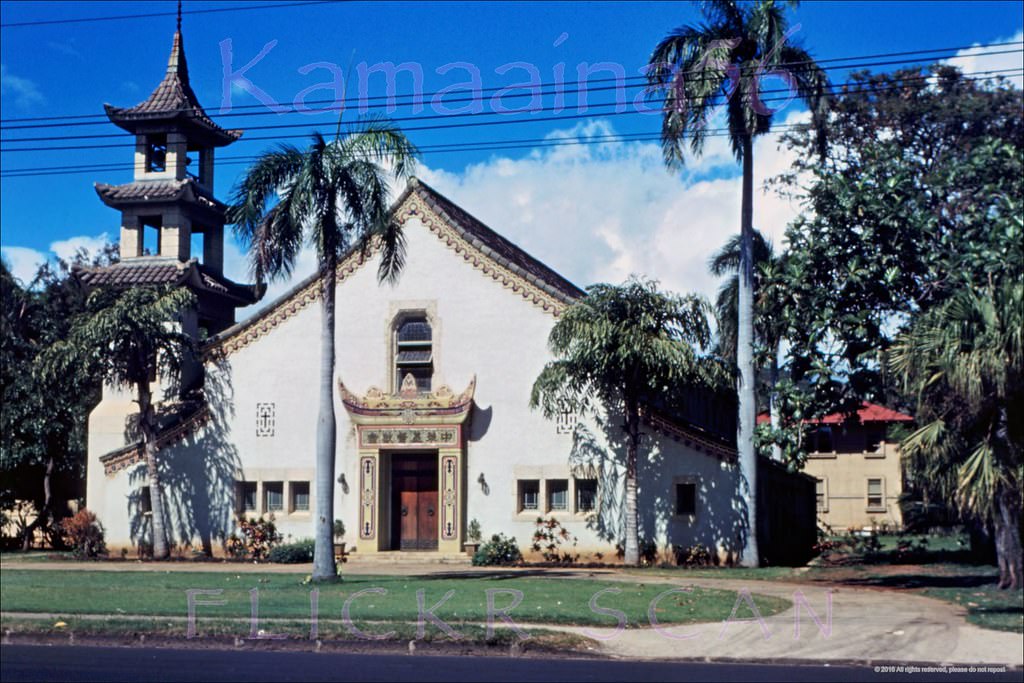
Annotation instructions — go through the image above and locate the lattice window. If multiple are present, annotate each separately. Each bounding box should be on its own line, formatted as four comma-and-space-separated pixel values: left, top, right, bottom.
556, 398, 576, 434
256, 402, 275, 437
395, 316, 432, 393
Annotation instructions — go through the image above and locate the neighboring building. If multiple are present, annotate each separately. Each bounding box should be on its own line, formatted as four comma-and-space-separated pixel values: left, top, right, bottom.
761, 403, 914, 531
81, 23, 816, 565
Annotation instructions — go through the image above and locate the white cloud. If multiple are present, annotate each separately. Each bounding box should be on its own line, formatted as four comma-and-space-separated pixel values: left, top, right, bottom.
1, 246, 47, 285
1, 233, 113, 286
50, 233, 112, 263
944, 29, 1023, 89
0, 64, 45, 110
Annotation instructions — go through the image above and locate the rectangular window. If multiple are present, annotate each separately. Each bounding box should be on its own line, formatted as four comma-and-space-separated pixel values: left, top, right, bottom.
395, 316, 432, 393
238, 481, 257, 513
291, 481, 310, 512
264, 481, 284, 512
867, 478, 884, 510
547, 479, 568, 511
812, 427, 834, 453
146, 134, 167, 172
140, 486, 152, 514
865, 429, 885, 455
675, 482, 697, 516
518, 479, 539, 512
815, 478, 828, 512
575, 478, 597, 512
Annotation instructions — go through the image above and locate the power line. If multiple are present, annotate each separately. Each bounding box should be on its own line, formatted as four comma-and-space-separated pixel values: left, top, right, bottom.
0, 1, 334, 29
3, 64, 1019, 155
1, 40, 1020, 129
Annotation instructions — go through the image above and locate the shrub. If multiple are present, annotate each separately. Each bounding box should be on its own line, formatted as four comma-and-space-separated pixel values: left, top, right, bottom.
472, 533, 523, 566
59, 509, 107, 559
467, 518, 482, 543
674, 543, 714, 567
333, 519, 345, 540
268, 538, 315, 564
229, 516, 282, 561
531, 516, 578, 563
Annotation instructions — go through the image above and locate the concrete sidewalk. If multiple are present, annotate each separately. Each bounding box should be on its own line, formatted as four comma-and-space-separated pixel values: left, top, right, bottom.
2, 559, 1020, 667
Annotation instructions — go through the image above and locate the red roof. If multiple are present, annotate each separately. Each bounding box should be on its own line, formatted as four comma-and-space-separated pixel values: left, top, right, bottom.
757, 401, 913, 426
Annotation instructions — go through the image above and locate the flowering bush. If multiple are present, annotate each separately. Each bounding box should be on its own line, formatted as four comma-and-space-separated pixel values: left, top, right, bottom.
472, 533, 523, 566
531, 516, 578, 564
228, 516, 282, 561
59, 509, 107, 559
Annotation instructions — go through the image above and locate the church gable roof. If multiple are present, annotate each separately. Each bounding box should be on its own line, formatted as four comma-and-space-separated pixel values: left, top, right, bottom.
206, 178, 585, 357
104, 31, 241, 146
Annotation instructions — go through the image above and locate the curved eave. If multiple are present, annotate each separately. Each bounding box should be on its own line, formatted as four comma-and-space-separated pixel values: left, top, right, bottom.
104, 103, 243, 146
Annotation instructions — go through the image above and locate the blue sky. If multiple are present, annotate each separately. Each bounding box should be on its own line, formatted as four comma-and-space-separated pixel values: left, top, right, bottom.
2, 1, 1022, 308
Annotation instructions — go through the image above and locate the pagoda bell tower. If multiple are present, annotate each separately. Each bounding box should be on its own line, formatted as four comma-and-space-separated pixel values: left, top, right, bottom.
80, 14, 263, 335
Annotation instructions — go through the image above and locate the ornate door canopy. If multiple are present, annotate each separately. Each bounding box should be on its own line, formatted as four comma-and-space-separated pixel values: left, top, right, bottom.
338, 376, 475, 448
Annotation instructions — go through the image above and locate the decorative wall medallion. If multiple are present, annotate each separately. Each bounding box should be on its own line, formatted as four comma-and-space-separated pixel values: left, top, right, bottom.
556, 398, 576, 435
359, 456, 376, 540
440, 455, 458, 541
256, 402, 275, 437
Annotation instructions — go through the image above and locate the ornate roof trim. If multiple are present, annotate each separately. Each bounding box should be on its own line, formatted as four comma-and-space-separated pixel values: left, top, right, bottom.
643, 410, 737, 462
94, 178, 226, 214
206, 179, 584, 358
99, 403, 211, 475
339, 376, 476, 423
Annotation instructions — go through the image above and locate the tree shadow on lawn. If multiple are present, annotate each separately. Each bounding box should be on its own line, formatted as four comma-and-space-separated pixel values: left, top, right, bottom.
838, 572, 1001, 590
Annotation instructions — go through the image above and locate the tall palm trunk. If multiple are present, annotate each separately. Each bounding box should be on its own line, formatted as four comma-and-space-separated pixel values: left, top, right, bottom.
738, 135, 760, 567
139, 382, 169, 560
312, 255, 339, 581
769, 340, 782, 462
623, 398, 641, 566
994, 486, 1022, 590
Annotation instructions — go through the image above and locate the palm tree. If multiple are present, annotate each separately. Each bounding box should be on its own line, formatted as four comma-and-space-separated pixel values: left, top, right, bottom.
709, 229, 786, 460
229, 121, 417, 581
39, 286, 197, 560
648, 0, 828, 565
530, 279, 722, 565
890, 280, 1023, 589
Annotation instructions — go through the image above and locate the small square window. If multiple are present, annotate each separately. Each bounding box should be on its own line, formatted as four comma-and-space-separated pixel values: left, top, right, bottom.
675, 482, 697, 516
575, 478, 597, 512
813, 427, 834, 453
238, 482, 257, 513
867, 478, 884, 510
547, 479, 568, 511
518, 480, 539, 512
264, 481, 284, 513
291, 482, 310, 512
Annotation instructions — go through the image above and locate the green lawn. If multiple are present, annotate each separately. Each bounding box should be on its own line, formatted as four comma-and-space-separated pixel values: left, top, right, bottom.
0, 570, 790, 631
921, 585, 1024, 633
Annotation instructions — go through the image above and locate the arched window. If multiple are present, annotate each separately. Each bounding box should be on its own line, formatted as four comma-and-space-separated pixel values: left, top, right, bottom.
395, 315, 433, 393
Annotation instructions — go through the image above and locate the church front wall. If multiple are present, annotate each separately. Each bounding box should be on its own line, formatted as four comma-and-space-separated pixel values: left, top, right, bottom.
87, 210, 744, 561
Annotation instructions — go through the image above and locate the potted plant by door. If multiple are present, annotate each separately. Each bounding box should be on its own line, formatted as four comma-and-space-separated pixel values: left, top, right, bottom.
332, 519, 346, 562
464, 519, 482, 557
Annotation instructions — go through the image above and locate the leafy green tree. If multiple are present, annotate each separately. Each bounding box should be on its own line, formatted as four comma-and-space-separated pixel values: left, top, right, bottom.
647, 0, 828, 565
890, 279, 1023, 589
229, 122, 417, 581
1, 247, 117, 549
39, 286, 196, 560
777, 66, 1023, 407
530, 279, 722, 565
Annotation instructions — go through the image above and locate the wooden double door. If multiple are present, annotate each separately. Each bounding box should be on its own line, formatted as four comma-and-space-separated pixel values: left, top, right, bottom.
390, 453, 438, 551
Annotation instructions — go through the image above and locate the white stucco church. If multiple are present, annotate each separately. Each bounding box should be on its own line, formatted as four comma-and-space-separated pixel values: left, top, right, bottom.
82, 24, 815, 565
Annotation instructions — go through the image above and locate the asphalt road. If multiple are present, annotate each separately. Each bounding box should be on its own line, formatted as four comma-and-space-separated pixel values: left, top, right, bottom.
2, 645, 1021, 683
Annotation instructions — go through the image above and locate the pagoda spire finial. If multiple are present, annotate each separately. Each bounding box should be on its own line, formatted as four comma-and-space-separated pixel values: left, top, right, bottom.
176, 0, 182, 32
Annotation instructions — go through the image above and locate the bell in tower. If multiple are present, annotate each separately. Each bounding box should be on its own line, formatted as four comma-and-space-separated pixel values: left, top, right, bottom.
78, 15, 263, 334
